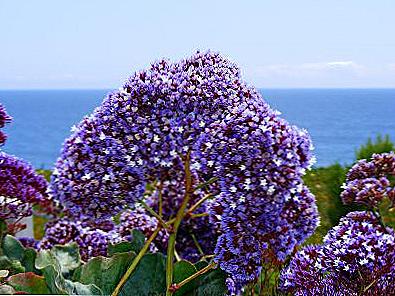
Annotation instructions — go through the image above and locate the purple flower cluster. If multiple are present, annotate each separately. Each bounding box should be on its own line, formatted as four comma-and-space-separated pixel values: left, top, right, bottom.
18, 237, 39, 249
0, 152, 49, 222
199, 97, 318, 285
118, 207, 168, 251
48, 51, 318, 286
280, 211, 395, 295
341, 152, 395, 208
0, 104, 12, 146
39, 218, 122, 261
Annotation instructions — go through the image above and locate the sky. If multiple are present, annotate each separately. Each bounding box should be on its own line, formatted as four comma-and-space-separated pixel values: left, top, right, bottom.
0, 0, 394, 89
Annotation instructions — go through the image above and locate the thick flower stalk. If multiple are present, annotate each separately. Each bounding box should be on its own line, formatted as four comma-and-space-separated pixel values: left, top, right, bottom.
341, 152, 395, 208
49, 51, 318, 290
0, 152, 49, 225
0, 104, 12, 146
280, 211, 395, 295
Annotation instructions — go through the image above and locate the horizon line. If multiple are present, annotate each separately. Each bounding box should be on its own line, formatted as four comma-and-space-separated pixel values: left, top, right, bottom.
1, 87, 395, 91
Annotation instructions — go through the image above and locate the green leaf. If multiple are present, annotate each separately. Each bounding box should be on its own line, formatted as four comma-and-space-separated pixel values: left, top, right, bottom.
0, 284, 15, 294
108, 230, 146, 256
129, 230, 146, 253
193, 264, 227, 296
8, 272, 50, 294
0, 269, 9, 278
108, 241, 134, 256
21, 248, 39, 274
2, 235, 24, 261
174, 260, 197, 296
51, 243, 81, 275
0, 235, 39, 275
120, 253, 166, 296
0, 256, 24, 275
36, 249, 102, 295
73, 252, 135, 295
65, 280, 103, 295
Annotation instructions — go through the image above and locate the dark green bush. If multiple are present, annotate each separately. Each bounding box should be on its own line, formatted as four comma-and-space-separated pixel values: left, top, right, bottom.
355, 134, 394, 160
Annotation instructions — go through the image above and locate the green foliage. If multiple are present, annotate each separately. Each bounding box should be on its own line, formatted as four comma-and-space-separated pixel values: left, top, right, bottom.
174, 260, 197, 296
0, 232, 227, 296
0, 235, 38, 275
108, 230, 145, 256
73, 251, 136, 295
119, 253, 167, 296
8, 272, 50, 294
35, 246, 102, 295
191, 261, 228, 296
355, 134, 394, 160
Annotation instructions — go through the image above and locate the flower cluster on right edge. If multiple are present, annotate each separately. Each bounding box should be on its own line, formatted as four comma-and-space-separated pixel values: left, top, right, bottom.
0, 104, 12, 146
280, 153, 395, 295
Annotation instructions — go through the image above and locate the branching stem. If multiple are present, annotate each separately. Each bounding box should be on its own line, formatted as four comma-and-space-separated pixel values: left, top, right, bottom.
111, 227, 161, 296
166, 150, 193, 296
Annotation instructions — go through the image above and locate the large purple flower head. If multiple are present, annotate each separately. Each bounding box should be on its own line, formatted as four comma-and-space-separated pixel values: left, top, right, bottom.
48, 51, 317, 286
280, 211, 395, 295
0, 104, 12, 145
341, 152, 395, 208
49, 51, 244, 220
0, 152, 49, 223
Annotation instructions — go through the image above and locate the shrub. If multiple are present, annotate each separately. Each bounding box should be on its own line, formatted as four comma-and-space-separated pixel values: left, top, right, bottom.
356, 134, 394, 161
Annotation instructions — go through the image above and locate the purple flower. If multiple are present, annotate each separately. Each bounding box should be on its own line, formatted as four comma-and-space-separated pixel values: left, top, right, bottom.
280, 211, 395, 295
118, 207, 168, 251
48, 51, 318, 287
18, 237, 39, 249
0, 152, 49, 223
39, 218, 122, 261
0, 104, 12, 146
199, 98, 317, 286
341, 152, 395, 208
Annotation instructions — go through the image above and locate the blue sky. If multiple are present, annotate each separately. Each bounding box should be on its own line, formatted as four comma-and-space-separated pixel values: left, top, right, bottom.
0, 0, 394, 89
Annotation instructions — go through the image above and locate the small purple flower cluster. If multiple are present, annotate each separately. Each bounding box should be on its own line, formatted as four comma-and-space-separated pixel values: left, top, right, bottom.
18, 237, 39, 249
118, 207, 168, 251
39, 218, 122, 261
48, 51, 318, 286
280, 211, 395, 295
341, 152, 395, 208
0, 104, 12, 146
0, 152, 49, 222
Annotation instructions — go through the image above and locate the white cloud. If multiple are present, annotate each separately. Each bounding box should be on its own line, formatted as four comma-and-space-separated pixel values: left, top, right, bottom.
388, 63, 395, 71
255, 61, 366, 77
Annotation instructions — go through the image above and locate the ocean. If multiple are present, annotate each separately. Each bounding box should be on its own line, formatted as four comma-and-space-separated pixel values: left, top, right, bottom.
0, 89, 394, 169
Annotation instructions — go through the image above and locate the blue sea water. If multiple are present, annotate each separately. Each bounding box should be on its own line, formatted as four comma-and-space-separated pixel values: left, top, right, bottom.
0, 89, 394, 169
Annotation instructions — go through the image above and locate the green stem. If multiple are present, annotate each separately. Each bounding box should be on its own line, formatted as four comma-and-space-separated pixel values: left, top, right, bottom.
170, 262, 216, 292
193, 177, 218, 192
190, 233, 204, 256
158, 181, 164, 217
166, 151, 193, 296
0, 220, 7, 256
140, 200, 171, 231
188, 213, 209, 219
111, 227, 161, 296
187, 194, 214, 215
